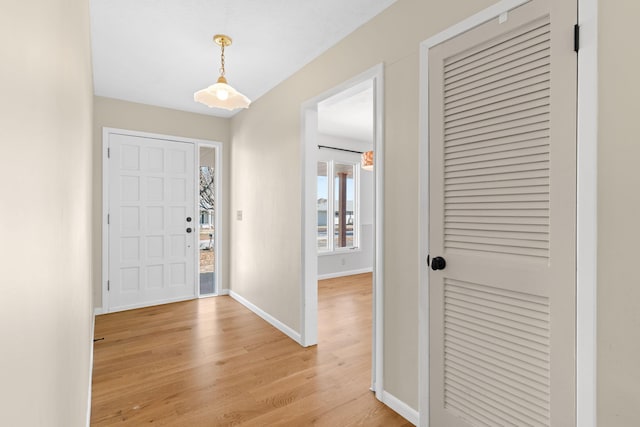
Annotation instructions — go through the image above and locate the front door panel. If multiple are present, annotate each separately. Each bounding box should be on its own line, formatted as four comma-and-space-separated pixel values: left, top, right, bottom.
108, 133, 196, 312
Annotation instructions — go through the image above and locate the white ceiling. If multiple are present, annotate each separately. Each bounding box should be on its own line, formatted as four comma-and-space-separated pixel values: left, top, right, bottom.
90, 0, 396, 118
318, 79, 373, 143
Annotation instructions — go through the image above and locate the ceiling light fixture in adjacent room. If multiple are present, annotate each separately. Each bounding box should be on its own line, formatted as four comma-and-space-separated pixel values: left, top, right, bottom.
194, 34, 251, 111
361, 150, 374, 171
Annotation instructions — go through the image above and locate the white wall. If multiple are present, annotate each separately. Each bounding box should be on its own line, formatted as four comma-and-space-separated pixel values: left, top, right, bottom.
316, 135, 374, 278
0, 0, 94, 424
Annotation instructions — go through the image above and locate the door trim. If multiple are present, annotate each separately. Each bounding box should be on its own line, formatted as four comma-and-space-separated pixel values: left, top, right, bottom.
300, 63, 384, 397
101, 127, 222, 313
576, 1, 598, 426
417, 0, 597, 425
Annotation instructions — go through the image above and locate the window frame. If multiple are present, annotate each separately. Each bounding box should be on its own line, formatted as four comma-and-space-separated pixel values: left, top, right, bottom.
317, 158, 360, 255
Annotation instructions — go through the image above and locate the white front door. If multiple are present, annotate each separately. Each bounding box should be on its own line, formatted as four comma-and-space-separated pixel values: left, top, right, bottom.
428, 0, 577, 425
107, 132, 196, 312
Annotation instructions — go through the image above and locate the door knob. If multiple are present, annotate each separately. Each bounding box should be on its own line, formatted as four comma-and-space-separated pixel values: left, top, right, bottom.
186, 227, 192, 233
431, 256, 446, 271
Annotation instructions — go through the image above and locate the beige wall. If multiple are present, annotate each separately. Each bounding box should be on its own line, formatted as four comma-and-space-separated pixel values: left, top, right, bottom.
3, 0, 629, 422
598, 1, 640, 425
0, 0, 94, 425
230, 0, 494, 408
92, 97, 231, 308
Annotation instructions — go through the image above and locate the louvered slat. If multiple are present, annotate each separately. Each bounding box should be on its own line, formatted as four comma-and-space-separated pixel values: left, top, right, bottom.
445, 77, 549, 113
446, 175, 549, 189
446, 230, 548, 244
445, 122, 549, 150
446, 113, 550, 142
445, 170, 550, 186
446, 186, 550, 198
443, 17, 551, 260
444, 278, 551, 425
444, 21, 550, 74
444, 38, 550, 89
445, 341, 550, 391
446, 364, 549, 414
446, 63, 550, 101
445, 163, 549, 180
445, 138, 549, 161
446, 377, 548, 426
445, 154, 550, 174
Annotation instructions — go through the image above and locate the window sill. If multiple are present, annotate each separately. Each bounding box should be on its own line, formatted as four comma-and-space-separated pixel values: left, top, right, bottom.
318, 247, 362, 257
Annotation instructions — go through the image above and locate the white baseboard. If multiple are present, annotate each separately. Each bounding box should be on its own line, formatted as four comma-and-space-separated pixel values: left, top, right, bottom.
217, 289, 230, 296
106, 295, 195, 314
86, 311, 95, 427
381, 391, 419, 426
229, 291, 302, 344
317, 268, 373, 280
93, 307, 104, 316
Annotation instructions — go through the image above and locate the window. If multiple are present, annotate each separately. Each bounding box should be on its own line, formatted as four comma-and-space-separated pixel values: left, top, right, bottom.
317, 160, 358, 252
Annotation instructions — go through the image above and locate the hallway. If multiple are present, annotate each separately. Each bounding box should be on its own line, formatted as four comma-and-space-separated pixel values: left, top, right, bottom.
91, 273, 411, 426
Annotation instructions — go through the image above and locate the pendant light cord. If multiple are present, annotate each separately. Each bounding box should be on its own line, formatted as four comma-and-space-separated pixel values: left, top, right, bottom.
219, 43, 226, 77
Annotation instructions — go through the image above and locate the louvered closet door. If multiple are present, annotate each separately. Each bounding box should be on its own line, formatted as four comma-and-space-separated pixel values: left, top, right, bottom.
428, 1, 576, 426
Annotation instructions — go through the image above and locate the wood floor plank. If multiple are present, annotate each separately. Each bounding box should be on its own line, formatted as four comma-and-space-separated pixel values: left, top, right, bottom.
91, 273, 412, 426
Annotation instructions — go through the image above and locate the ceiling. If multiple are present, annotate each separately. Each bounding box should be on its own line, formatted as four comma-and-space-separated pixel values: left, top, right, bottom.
318, 79, 373, 143
90, 0, 396, 119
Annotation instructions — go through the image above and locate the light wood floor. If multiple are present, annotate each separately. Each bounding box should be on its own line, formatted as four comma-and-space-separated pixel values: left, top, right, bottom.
91, 273, 412, 426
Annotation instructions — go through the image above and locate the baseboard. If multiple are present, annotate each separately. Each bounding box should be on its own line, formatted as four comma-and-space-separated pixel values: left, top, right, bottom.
106, 295, 195, 314
229, 291, 302, 344
381, 390, 419, 426
217, 289, 230, 296
86, 311, 95, 427
317, 267, 373, 280
93, 307, 104, 316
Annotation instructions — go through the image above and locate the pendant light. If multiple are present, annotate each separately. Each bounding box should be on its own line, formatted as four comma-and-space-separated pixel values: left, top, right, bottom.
194, 34, 251, 111
361, 150, 374, 171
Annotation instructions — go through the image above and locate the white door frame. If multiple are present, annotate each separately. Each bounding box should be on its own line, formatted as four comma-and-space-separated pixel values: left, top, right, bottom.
417, 0, 598, 425
195, 141, 224, 298
102, 127, 223, 312
300, 64, 385, 397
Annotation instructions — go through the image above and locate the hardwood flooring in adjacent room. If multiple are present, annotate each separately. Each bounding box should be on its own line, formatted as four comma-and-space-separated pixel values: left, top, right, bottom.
91, 273, 412, 426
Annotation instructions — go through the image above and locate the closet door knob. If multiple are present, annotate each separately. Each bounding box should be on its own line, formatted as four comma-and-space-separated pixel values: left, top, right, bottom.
431, 256, 446, 271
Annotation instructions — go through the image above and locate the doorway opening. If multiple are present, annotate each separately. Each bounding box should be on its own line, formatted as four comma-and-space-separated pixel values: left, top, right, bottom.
300, 64, 384, 397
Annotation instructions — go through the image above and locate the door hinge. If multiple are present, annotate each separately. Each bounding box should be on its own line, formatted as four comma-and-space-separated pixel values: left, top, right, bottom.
107, 213, 110, 225
574, 24, 580, 52
107, 147, 111, 158
107, 280, 110, 291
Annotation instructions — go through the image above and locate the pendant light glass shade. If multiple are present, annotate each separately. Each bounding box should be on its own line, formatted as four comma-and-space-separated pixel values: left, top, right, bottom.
194, 34, 251, 111
361, 150, 374, 171
194, 76, 251, 110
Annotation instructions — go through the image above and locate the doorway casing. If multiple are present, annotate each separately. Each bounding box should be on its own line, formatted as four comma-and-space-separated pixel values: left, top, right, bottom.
300, 64, 385, 397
